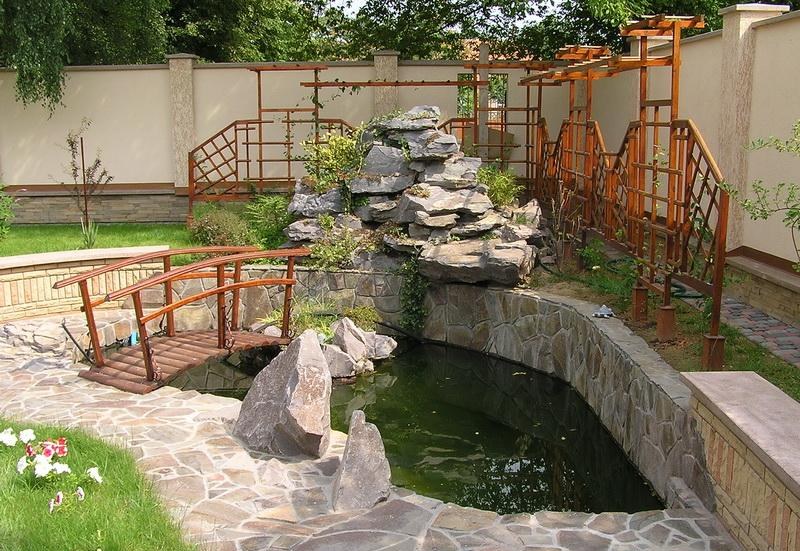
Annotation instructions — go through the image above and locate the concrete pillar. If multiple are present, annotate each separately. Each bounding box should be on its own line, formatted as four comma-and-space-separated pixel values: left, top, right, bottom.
167, 53, 198, 189
718, 4, 789, 248
373, 50, 399, 116
478, 43, 490, 158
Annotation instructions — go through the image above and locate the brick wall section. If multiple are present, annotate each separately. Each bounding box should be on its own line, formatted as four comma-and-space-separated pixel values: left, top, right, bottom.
726, 264, 800, 327
683, 371, 800, 551
0, 248, 166, 321
11, 193, 188, 224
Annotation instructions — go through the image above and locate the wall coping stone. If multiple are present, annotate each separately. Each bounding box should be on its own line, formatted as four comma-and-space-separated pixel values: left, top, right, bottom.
681, 371, 800, 499
0, 246, 168, 271
719, 3, 790, 15
752, 7, 800, 28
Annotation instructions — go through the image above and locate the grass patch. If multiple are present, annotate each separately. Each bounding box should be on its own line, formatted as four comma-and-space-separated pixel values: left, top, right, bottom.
534, 264, 800, 402
0, 418, 193, 551
0, 224, 193, 257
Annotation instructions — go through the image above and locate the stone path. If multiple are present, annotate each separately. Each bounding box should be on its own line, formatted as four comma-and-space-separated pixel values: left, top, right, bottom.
721, 297, 800, 367
0, 315, 737, 551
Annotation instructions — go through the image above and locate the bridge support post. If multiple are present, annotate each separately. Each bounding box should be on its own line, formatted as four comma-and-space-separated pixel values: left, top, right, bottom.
281, 257, 296, 338
79, 280, 104, 367
217, 265, 226, 349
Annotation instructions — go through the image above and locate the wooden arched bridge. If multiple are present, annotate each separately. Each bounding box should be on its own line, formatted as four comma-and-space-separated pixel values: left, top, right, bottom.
53, 246, 309, 394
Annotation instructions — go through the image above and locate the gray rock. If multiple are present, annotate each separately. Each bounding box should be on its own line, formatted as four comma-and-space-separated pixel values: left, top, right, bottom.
233, 330, 331, 457
335, 214, 363, 231
364, 333, 397, 360
350, 173, 415, 195
351, 251, 402, 272
415, 154, 482, 189
418, 239, 533, 286
323, 344, 359, 378
355, 197, 398, 223
408, 223, 432, 240
450, 211, 506, 237
395, 184, 492, 222
392, 130, 459, 160
371, 106, 441, 133
414, 211, 458, 228
406, 105, 441, 120
362, 145, 412, 176
285, 218, 324, 242
512, 199, 543, 227
383, 234, 427, 253
332, 410, 391, 511
331, 318, 374, 373
499, 223, 534, 243
288, 180, 344, 217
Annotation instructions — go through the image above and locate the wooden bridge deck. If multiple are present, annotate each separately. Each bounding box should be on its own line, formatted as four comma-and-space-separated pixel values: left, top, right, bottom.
79, 331, 289, 394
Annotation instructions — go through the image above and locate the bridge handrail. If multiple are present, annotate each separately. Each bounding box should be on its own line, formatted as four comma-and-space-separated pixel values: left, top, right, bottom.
103, 248, 309, 303
52, 246, 261, 289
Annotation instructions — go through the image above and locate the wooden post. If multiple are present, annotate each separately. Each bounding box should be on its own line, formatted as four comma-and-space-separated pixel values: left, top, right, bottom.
78, 280, 104, 367
281, 256, 296, 339
632, 285, 648, 322
132, 291, 154, 381
217, 264, 226, 349
231, 261, 242, 331
163, 256, 175, 337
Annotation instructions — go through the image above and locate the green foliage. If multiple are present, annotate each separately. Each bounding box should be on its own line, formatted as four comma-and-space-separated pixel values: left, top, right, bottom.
79, 218, 98, 249
0, 418, 194, 551
302, 133, 363, 194
0, 0, 167, 110
398, 257, 429, 333
317, 213, 335, 232
343, 305, 380, 332
723, 120, 800, 271
188, 207, 254, 247
308, 228, 361, 270
478, 165, 522, 208
577, 238, 606, 270
244, 194, 293, 250
0, 185, 15, 241
457, 73, 508, 117
261, 297, 380, 339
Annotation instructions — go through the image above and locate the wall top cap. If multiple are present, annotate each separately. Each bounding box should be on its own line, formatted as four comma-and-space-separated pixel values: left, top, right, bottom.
372, 50, 401, 57
719, 3, 790, 15
166, 53, 200, 60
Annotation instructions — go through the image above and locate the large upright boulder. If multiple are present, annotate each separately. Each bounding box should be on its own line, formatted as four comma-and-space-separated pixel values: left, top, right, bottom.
233, 330, 332, 458
332, 410, 392, 511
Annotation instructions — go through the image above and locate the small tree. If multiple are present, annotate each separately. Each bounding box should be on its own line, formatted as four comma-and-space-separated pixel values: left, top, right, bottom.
724, 120, 800, 271
63, 119, 113, 248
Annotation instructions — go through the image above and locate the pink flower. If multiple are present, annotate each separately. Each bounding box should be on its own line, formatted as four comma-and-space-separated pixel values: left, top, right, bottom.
54, 491, 63, 506
41, 444, 54, 459
25, 444, 35, 457
56, 437, 68, 457
75, 486, 85, 501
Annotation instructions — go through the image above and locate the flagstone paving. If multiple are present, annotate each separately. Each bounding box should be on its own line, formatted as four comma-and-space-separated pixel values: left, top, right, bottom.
0, 315, 738, 551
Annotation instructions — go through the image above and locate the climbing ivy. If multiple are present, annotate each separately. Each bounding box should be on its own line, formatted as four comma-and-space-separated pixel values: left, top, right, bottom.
398, 257, 429, 333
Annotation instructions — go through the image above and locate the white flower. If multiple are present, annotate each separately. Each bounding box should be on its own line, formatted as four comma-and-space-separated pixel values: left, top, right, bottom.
18, 429, 36, 444
86, 467, 103, 484
0, 428, 17, 447
52, 462, 71, 475
48, 499, 55, 514
75, 486, 85, 501
16, 456, 28, 474
34, 461, 53, 478
34, 453, 51, 465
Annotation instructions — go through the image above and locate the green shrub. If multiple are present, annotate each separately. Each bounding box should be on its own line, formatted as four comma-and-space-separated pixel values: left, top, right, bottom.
188, 208, 254, 247
0, 185, 15, 240
577, 238, 606, 270
478, 165, 523, 207
244, 194, 293, 249
308, 228, 361, 269
303, 133, 363, 193
261, 298, 381, 339
343, 305, 380, 331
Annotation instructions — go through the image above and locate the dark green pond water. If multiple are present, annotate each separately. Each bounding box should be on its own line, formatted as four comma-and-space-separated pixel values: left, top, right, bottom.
172, 342, 662, 514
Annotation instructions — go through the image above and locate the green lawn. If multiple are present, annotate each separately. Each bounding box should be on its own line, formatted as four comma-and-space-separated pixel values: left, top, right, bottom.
0, 418, 194, 551
0, 224, 193, 257
535, 264, 800, 402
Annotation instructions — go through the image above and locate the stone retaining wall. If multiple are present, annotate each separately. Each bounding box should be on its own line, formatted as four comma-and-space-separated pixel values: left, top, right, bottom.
421, 284, 714, 508
682, 371, 800, 551
0, 247, 166, 321
11, 192, 188, 224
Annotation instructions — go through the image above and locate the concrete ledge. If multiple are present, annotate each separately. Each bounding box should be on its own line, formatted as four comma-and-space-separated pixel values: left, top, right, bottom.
0, 246, 168, 271
727, 254, 800, 295
681, 371, 800, 499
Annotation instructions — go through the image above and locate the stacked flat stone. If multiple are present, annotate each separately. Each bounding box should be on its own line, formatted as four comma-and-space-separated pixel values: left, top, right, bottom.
286, 105, 545, 286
